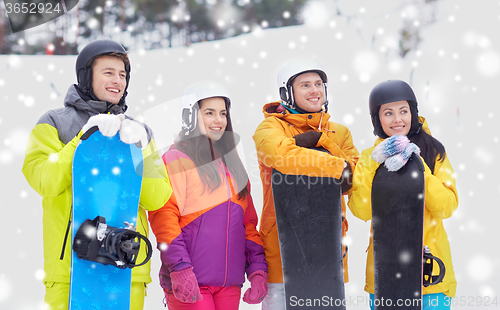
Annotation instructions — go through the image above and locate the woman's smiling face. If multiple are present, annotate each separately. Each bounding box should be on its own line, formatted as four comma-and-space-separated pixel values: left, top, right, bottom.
197, 97, 227, 141
378, 100, 412, 137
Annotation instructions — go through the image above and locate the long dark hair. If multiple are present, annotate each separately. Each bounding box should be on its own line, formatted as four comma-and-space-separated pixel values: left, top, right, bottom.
175, 98, 249, 199
371, 101, 446, 173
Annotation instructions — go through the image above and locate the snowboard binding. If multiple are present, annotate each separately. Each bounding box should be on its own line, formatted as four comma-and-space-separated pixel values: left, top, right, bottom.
73, 216, 152, 269
423, 246, 446, 287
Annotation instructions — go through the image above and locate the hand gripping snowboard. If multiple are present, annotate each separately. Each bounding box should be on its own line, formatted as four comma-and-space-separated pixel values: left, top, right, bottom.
70, 127, 144, 310
272, 169, 346, 309
372, 153, 425, 310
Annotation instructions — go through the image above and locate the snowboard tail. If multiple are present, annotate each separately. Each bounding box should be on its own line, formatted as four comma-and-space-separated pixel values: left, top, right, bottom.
70, 130, 144, 310
272, 169, 346, 309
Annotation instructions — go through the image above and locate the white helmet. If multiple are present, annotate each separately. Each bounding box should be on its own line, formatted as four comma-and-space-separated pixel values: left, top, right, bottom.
180, 80, 231, 134
277, 59, 328, 111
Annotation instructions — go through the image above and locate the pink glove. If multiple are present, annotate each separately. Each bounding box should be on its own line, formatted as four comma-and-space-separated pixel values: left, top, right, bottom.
169, 267, 203, 303
243, 270, 268, 304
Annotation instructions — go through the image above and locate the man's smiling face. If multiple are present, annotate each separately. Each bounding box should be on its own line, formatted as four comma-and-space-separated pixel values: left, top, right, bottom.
91, 55, 126, 104
292, 71, 325, 113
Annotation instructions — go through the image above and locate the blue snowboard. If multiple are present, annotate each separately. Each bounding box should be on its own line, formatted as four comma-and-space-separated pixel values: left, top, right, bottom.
70, 128, 143, 310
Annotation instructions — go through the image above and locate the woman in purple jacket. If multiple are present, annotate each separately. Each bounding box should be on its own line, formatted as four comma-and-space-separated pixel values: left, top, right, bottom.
149, 81, 268, 309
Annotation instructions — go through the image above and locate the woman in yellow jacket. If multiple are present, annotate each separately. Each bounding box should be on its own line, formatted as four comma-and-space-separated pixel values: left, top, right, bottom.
348, 80, 458, 310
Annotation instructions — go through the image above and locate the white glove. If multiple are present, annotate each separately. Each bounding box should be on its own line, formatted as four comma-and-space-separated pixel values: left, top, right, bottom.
82, 114, 121, 137
120, 118, 148, 149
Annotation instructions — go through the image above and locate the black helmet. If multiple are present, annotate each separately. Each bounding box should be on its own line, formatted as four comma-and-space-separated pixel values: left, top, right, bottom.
369, 80, 416, 112
368, 80, 421, 138
75, 39, 131, 104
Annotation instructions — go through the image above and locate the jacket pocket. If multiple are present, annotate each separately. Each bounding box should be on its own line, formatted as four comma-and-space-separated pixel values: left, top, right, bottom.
44, 281, 56, 288
190, 213, 205, 254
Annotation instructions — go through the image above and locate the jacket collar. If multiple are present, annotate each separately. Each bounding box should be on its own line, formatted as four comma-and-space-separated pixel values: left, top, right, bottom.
64, 85, 126, 115
262, 101, 331, 130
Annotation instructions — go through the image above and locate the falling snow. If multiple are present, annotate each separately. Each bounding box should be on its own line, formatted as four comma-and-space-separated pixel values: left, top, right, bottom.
112, 167, 121, 175
399, 251, 412, 264
0, 275, 12, 302
1, 0, 500, 309
467, 256, 494, 282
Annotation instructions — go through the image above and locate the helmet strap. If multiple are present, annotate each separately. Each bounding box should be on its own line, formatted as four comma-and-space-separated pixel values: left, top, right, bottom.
323, 83, 329, 113
279, 86, 288, 103
181, 105, 199, 135
288, 85, 295, 109
407, 101, 421, 136
370, 111, 389, 138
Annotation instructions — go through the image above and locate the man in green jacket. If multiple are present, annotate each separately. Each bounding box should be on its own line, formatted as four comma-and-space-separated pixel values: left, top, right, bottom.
22, 39, 172, 310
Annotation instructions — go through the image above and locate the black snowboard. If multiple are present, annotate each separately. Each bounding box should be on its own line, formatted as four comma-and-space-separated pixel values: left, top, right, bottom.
272, 168, 345, 309
372, 153, 425, 310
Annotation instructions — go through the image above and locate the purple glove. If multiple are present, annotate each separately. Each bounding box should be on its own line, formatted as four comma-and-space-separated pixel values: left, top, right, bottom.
243, 270, 268, 304
371, 135, 420, 171
371, 135, 410, 163
169, 267, 203, 303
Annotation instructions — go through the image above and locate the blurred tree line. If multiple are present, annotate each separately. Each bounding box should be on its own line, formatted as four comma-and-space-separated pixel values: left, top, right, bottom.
0, 0, 307, 54
0, 0, 439, 56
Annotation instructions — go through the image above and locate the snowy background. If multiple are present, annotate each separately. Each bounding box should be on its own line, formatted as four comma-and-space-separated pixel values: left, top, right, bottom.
1, 0, 500, 309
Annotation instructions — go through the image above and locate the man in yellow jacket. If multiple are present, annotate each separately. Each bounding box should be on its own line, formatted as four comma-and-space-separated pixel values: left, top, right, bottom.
253, 59, 359, 310
22, 39, 172, 310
